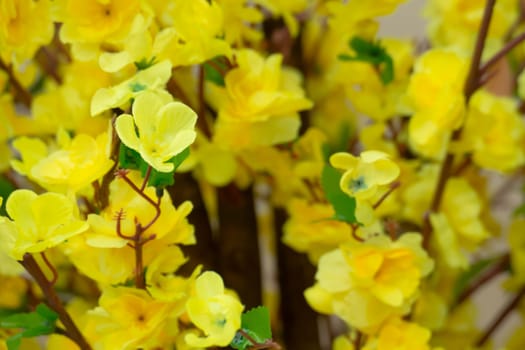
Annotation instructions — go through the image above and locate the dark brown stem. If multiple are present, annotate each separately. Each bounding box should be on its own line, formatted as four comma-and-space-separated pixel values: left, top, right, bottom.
354, 331, 363, 350
372, 182, 400, 210
480, 31, 525, 74
476, 284, 525, 346
134, 239, 145, 289
424, 0, 496, 242
21, 254, 92, 350
351, 224, 364, 242
0, 58, 32, 107
455, 254, 510, 306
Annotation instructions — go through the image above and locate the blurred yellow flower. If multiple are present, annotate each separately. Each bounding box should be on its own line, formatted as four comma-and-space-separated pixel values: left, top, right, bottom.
115, 90, 197, 172
0, 190, 88, 260
0, 0, 53, 64
363, 317, 435, 350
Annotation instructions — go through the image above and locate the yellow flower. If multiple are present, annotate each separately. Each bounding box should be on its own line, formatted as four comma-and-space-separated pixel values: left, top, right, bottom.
216, 0, 263, 45
363, 318, 434, 350
463, 90, 525, 172
430, 177, 490, 269
11, 131, 114, 194
406, 49, 468, 159
67, 170, 195, 285
90, 60, 172, 116
115, 90, 197, 172
151, 0, 231, 67
330, 151, 400, 201
425, 0, 518, 55
185, 271, 244, 347
253, 0, 310, 36
208, 49, 312, 150
0, 0, 54, 64
305, 233, 433, 332
146, 246, 200, 302
0, 190, 88, 260
88, 286, 175, 350
283, 198, 351, 263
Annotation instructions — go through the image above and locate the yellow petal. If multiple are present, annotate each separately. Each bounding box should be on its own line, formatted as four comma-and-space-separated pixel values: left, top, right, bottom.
115, 114, 141, 151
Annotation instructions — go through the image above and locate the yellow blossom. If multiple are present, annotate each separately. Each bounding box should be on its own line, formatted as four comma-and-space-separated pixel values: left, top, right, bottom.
87, 286, 175, 350
115, 90, 197, 172
425, 0, 518, 55
0, 0, 54, 64
151, 0, 232, 67
208, 49, 312, 150
185, 271, 244, 347
67, 171, 195, 285
11, 131, 114, 194
362, 318, 435, 350
462, 89, 525, 172
283, 198, 351, 263
406, 49, 468, 159
305, 233, 433, 332
216, 0, 263, 45
330, 151, 399, 201
90, 60, 172, 116
0, 190, 88, 260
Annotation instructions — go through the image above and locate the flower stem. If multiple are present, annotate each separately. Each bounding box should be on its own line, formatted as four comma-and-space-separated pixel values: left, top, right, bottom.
423, 0, 496, 243
21, 254, 92, 350
480, 30, 525, 75
0, 58, 32, 107
476, 284, 525, 346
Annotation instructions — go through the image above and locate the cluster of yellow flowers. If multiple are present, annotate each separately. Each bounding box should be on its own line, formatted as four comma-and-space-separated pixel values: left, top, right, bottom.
1, 0, 525, 349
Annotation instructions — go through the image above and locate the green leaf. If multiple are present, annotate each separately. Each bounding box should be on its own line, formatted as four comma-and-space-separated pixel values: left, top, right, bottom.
338, 36, 395, 85
0, 175, 16, 216
230, 306, 272, 350
203, 57, 227, 86
118, 143, 142, 170
514, 202, 525, 217
35, 304, 58, 322
119, 143, 190, 188
242, 306, 271, 340
321, 164, 358, 224
1, 303, 58, 350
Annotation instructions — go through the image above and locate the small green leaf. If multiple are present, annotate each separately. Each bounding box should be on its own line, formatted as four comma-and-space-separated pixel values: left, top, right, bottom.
514, 202, 525, 217
139, 147, 191, 188
321, 164, 358, 224
338, 36, 395, 85
6, 333, 22, 350
242, 306, 271, 340
231, 306, 272, 350
1, 303, 58, 350
35, 304, 58, 322
118, 143, 142, 170
204, 63, 225, 86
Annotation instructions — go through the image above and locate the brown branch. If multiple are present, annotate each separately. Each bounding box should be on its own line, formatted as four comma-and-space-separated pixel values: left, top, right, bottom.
423, 0, 496, 243
39, 252, 58, 285
480, 30, 525, 75
0, 58, 32, 107
20, 254, 92, 350
372, 182, 400, 210
455, 254, 510, 306
476, 284, 525, 346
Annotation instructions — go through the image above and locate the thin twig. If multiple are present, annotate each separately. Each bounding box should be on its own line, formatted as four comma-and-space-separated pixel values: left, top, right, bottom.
480, 31, 525, 74
39, 252, 58, 285
476, 285, 525, 346
372, 182, 400, 210
0, 58, 32, 107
